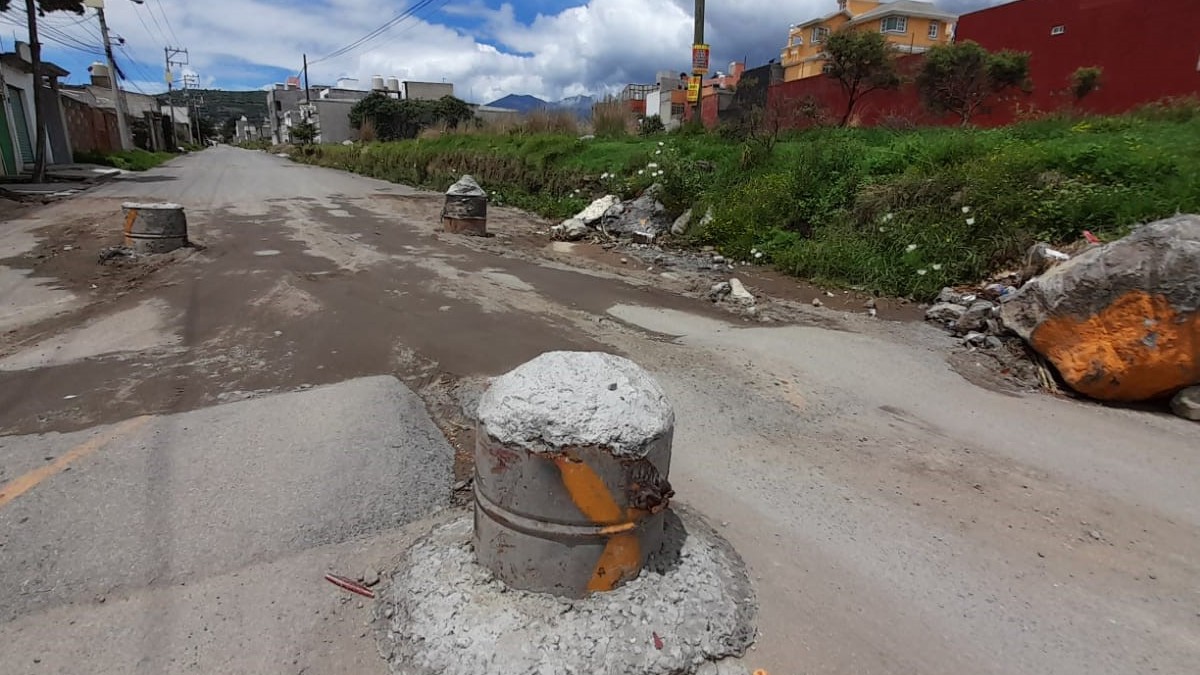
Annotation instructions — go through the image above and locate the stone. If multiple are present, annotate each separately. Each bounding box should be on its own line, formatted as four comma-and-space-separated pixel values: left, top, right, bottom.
811, 298, 823, 307
445, 175, 486, 197
925, 302, 967, 323
1000, 215, 1200, 401
606, 185, 670, 237
551, 218, 589, 241
1022, 242, 1072, 281
985, 336, 1004, 350
957, 301, 996, 334
936, 287, 962, 304
963, 331, 988, 346
864, 297, 877, 309
708, 282, 732, 301
712, 255, 726, 264
574, 195, 620, 225
727, 278, 754, 304
1171, 386, 1200, 421
670, 208, 693, 236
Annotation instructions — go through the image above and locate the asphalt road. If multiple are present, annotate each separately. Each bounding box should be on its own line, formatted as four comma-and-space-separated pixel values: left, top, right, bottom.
0, 147, 1196, 675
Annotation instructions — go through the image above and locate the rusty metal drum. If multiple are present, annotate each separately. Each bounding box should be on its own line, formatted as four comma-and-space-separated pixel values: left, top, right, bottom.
473, 351, 675, 598
122, 202, 188, 254
442, 174, 488, 236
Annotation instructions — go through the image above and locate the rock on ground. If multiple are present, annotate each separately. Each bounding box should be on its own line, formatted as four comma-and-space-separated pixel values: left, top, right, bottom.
384, 509, 756, 675
576, 195, 621, 225
1171, 386, 1200, 421
552, 218, 590, 241
671, 208, 693, 236
727, 278, 754, 304
926, 302, 967, 324
956, 301, 997, 334
1001, 215, 1200, 401
607, 184, 670, 237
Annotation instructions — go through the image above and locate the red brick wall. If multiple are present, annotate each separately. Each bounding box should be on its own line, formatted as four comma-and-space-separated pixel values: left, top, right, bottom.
761, 0, 1200, 131
62, 96, 119, 155
956, 0, 1200, 120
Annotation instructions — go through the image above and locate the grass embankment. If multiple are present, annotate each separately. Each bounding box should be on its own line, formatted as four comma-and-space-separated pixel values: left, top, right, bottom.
75, 149, 174, 172
293, 103, 1200, 298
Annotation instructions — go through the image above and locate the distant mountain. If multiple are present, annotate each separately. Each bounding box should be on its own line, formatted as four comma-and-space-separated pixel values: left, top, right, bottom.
485, 94, 597, 118
161, 89, 269, 125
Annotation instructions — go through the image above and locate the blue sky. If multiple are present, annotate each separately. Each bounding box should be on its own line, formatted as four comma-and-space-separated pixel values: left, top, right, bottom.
0, 0, 1008, 103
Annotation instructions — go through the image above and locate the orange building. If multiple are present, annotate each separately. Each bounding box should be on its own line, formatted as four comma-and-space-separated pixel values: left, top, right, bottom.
780, 0, 957, 81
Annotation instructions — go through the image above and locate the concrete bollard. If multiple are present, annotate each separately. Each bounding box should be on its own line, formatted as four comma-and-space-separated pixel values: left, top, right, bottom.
473, 351, 675, 598
122, 202, 188, 254
442, 175, 488, 236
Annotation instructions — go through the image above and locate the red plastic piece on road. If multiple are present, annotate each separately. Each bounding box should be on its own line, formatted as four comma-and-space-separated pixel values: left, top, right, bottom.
325, 573, 375, 599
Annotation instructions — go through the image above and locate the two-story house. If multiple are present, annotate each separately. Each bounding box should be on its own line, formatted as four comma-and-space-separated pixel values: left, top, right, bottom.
780, 0, 958, 81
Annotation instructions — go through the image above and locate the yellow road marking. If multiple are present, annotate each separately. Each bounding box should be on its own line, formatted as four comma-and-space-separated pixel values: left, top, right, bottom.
0, 416, 151, 509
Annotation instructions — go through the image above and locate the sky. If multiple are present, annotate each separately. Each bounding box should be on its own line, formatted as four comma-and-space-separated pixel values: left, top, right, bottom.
0, 0, 1013, 104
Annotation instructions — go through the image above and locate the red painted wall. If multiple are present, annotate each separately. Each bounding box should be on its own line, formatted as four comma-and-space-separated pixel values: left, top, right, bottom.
957, 0, 1200, 119
761, 0, 1200, 130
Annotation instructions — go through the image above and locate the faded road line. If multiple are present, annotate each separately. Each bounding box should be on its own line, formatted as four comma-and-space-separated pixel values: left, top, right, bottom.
0, 416, 152, 508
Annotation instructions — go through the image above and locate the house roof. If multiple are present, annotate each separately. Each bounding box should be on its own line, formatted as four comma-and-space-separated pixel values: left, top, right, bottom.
791, 9, 851, 31
848, 1, 957, 25
0, 52, 69, 78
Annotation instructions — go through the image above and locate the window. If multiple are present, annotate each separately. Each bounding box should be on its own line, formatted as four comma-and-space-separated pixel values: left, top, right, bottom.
821, 63, 835, 75
1050, 24, 1066, 35
811, 26, 829, 43
928, 22, 939, 39
881, 16, 908, 34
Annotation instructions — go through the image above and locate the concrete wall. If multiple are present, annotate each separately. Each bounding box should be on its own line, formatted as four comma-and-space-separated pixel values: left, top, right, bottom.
61, 94, 120, 155
403, 81, 453, 101
314, 100, 357, 144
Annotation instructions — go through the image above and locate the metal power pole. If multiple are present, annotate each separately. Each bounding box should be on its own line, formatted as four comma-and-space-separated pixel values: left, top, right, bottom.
96, 4, 133, 150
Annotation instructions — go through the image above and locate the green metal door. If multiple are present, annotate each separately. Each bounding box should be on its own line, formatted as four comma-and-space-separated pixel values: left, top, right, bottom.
0, 101, 16, 175
7, 85, 34, 166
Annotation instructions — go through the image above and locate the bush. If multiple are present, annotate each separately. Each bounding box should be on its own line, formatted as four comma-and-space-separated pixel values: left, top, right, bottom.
74, 149, 173, 171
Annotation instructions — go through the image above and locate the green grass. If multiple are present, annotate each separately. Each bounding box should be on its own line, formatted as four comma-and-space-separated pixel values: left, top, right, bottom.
75, 149, 174, 172
293, 101, 1200, 298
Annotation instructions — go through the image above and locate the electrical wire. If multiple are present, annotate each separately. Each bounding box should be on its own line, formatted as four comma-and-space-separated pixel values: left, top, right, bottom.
308, 0, 443, 66
134, 0, 171, 46
153, 0, 181, 45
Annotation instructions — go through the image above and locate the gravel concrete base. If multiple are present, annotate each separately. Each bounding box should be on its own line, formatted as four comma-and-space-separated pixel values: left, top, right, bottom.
383, 507, 756, 675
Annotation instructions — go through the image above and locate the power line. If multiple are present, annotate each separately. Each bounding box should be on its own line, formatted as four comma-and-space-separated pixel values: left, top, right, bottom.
134, 1, 171, 46
153, 0, 181, 45
308, 0, 442, 66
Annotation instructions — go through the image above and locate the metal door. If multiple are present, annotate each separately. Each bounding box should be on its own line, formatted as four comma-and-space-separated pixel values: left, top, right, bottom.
7, 85, 34, 165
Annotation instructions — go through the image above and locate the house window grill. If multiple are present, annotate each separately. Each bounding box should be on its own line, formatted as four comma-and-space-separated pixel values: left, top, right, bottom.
811, 26, 830, 43
881, 16, 908, 34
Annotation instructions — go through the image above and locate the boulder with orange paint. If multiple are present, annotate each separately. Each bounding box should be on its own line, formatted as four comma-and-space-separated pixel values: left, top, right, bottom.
1000, 215, 1200, 402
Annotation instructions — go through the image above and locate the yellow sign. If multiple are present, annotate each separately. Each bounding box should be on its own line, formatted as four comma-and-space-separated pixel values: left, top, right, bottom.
686, 76, 701, 103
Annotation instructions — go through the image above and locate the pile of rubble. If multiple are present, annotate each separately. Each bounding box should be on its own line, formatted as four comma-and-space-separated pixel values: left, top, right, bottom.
551, 186, 711, 245
929, 215, 1200, 421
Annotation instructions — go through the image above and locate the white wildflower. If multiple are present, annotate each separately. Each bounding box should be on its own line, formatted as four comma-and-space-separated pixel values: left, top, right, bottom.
905, 243, 918, 252
879, 227, 887, 232
965, 217, 976, 226
638, 169, 644, 175
658, 141, 665, 146
931, 263, 943, 271
754, 251, 763, 259
655, 150, 662, 155
917, 269, 928, 276
883, 212, 894, 221
962, 206, 971, 213
656, 170, 664, 176
647, 162, 659, 168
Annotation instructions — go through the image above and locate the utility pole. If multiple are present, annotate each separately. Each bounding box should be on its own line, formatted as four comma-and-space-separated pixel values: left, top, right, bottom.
95, 2, 133, 150
164, 46, 188, 149
22, 0, 47, 180
303, 53, 310, 103
688, 0, 708, 123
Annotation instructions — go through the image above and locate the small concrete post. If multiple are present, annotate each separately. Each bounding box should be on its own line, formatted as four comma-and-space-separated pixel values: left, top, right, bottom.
473, 351, 675, 598
442, 175, 488, 236
122, 202, 188, 254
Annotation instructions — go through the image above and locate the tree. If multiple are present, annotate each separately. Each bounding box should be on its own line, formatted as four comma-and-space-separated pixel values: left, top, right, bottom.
0, 0, 86, 181
916, 40, 1030, 126
290, 120, 317, 145
1069, 66, 1102, 102
823, 29, 901, 127
350, 92, 474, 141
434, 95, 473, 129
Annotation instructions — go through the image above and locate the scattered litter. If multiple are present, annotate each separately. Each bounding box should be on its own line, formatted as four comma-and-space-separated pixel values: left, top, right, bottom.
97, 246, 136, 264
1083, 230, 1101, 244
63, 394, 78, 400
1045, 248, 1070, 261
325, 573, 375, 598
653, 632, 664, 650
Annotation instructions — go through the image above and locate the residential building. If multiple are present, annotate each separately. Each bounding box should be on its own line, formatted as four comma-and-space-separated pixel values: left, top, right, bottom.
0, 42, 73, 175
780, 0, 957, 81
644, 71, 688, 126
403, 81, 453, 101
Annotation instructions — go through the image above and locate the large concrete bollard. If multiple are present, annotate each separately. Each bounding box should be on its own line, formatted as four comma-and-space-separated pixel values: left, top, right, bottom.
122, 202, 188, 254
473, 351, 675, 598
442, 175, 488, 236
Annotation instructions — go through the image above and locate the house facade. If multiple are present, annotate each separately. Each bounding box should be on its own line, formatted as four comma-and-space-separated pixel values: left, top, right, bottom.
0, 43, 73, 175
781, 0, 957, 81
